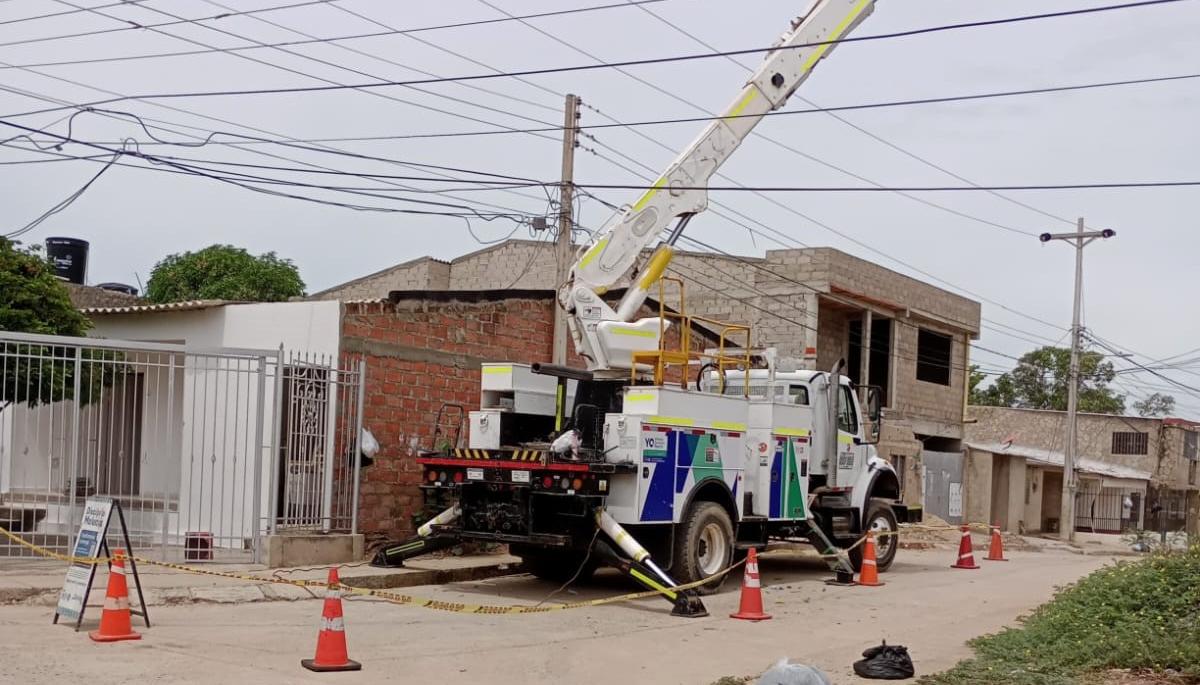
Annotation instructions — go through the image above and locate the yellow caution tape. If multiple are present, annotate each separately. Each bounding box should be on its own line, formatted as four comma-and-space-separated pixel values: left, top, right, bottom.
1, 520, 997, 615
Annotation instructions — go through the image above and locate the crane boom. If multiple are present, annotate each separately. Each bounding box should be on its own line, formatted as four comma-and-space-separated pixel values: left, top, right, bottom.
561, 0, 878, 373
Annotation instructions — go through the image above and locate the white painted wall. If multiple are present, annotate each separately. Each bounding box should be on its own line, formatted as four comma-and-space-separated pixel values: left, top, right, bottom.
2, 301, 344, 549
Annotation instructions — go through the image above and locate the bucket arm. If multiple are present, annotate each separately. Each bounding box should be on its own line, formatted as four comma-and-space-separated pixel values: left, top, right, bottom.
561, 0, 879, 372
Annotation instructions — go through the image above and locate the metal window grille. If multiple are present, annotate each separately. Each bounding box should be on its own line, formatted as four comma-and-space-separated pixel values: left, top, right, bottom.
1111, 431, 1149, 455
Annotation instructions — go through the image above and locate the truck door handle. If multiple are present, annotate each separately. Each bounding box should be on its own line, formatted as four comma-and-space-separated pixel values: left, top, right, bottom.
642, 466, 650, 479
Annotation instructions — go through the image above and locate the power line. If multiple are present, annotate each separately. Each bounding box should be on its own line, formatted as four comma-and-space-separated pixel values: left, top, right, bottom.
576, 180, 1200, 192
0, 122, 558, 227
0, 0, 150, 26
51, 0, 565, 146
77, 70, 1178, 145
0, 0, 338, 49
629, 0, 1079, 229
471, 5, 1076, 340
0, 0, 667, 56
6, 0, 1184, 116
5, 150, 122, 238
0, 72, 555, 221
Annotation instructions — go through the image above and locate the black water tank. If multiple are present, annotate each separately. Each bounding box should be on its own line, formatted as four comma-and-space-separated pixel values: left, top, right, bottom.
97, 282, 138, 296
45, 237, 89, 284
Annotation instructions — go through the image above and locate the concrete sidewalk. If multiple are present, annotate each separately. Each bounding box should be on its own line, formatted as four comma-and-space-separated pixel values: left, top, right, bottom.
0, 551, 522, 607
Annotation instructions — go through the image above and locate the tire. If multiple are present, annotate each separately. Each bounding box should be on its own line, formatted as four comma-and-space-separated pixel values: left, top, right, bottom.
517, 548, 597, 584
671, 501, 735, 595
862, 498, 900, 572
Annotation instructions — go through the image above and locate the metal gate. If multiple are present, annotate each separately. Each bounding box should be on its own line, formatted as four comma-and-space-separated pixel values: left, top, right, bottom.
922, 450, 965, 524
0, 332, 364, 563
270, 351, 365, 534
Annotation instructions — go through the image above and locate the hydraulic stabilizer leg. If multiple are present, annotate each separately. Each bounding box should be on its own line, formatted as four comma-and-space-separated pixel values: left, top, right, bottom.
371, 505, 461, 568
802, 518, 857, 586
591, 541, 708, 617
594, 510, 708, 618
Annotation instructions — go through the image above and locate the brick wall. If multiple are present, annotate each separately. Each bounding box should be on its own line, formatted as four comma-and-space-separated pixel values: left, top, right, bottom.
346, 294, 718, 539
345, 296, 557, 538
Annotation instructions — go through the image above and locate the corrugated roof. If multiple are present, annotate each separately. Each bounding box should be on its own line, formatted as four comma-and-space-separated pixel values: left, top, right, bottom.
966, 441, 1153, 481
80, 299, 237, 315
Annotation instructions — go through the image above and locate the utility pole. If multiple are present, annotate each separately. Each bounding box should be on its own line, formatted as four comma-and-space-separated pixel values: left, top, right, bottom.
553, 93, 581, 365
1039, 218, 1115, 542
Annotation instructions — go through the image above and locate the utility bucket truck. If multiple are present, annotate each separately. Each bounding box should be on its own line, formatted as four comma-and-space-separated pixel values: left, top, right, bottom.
372, 0, 919, 616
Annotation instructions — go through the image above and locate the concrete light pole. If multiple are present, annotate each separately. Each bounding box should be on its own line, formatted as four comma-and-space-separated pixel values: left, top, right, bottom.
1039, 218, 1115, 541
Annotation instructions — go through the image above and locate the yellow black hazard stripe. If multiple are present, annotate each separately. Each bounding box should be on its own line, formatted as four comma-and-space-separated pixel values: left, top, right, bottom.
450, 448, 544, 462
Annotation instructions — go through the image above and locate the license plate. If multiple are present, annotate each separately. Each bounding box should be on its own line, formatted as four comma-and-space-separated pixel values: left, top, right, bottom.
511, 470, 530, 483
466, 468, 484, 481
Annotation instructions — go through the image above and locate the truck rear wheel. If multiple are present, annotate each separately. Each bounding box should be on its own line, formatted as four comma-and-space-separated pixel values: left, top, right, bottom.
672, 501, 734, 595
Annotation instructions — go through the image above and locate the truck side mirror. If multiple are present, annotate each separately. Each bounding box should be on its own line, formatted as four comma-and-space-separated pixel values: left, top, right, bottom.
864, 386, 882, 444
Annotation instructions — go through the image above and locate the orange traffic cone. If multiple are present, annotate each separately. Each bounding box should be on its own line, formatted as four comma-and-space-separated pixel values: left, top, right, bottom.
301, 568, 361, 672
951, 525, 980, 570
730, 548, 771, 621
89, 549, 141, 642
986, 524, 1008, 562
857, 531, 885, 587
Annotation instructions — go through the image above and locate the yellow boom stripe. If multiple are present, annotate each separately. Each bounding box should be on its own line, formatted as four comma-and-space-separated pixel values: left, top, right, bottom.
801, 0, 872, 73
725, 88, 757, 119
578, 235, 610, 269
609, 327, 656, 338
482, 366, 512, 375
774, 428, 810, 437
631, 176, 666, 213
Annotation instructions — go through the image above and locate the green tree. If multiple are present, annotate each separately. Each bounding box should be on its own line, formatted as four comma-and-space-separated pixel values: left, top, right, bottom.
0, 239, 89, 337
968, 364, 990, 405
0, 239, 110, 408
146, 244, 305, 303
1132, 392, 1175, 418
972, 346, 1125, 414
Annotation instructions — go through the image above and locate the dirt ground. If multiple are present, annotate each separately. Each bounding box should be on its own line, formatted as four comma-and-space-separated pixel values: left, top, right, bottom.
0, 546, 1115, 685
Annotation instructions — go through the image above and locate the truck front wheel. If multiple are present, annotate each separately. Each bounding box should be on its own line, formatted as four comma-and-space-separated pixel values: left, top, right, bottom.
672, 501, 734, 595
862, 498, 899, 572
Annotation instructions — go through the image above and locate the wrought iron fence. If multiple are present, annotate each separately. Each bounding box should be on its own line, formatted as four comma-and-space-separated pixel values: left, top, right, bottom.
0, 332, 365, 563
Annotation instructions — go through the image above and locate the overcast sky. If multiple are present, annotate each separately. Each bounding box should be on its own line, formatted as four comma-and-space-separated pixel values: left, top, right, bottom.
2, 0, 1198, 413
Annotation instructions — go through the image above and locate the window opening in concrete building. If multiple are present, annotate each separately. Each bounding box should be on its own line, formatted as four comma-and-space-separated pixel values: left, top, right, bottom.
1111, 431, 1149, 456
847, 318, 892, 405
915, 328, 952, 386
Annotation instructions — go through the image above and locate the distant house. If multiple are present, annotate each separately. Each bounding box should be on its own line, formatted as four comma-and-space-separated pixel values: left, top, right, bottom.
966, 406, 1200, 536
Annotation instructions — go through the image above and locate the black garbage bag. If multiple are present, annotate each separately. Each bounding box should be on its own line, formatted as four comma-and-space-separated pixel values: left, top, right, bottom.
852, 641, 914, 680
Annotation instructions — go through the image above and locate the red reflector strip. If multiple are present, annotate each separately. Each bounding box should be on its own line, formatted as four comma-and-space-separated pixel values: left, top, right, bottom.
417, 457, 590, 472
651, 426, 671, 432
726, 432, 740, 438
690, 429, 707, 435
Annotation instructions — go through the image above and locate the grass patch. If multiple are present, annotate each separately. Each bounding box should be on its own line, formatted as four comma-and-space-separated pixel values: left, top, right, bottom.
922, 546, 1200, 684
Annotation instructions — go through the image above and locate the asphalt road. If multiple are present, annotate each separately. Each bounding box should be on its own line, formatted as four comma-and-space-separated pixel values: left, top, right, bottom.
0, 546, 1115, 684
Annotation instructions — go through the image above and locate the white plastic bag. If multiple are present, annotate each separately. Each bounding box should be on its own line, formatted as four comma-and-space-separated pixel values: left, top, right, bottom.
360, 427, 380, 458
756, 659, 832, 685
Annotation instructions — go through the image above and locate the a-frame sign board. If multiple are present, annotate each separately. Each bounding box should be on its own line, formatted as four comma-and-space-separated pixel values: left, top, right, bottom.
53, 496, 150, 631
